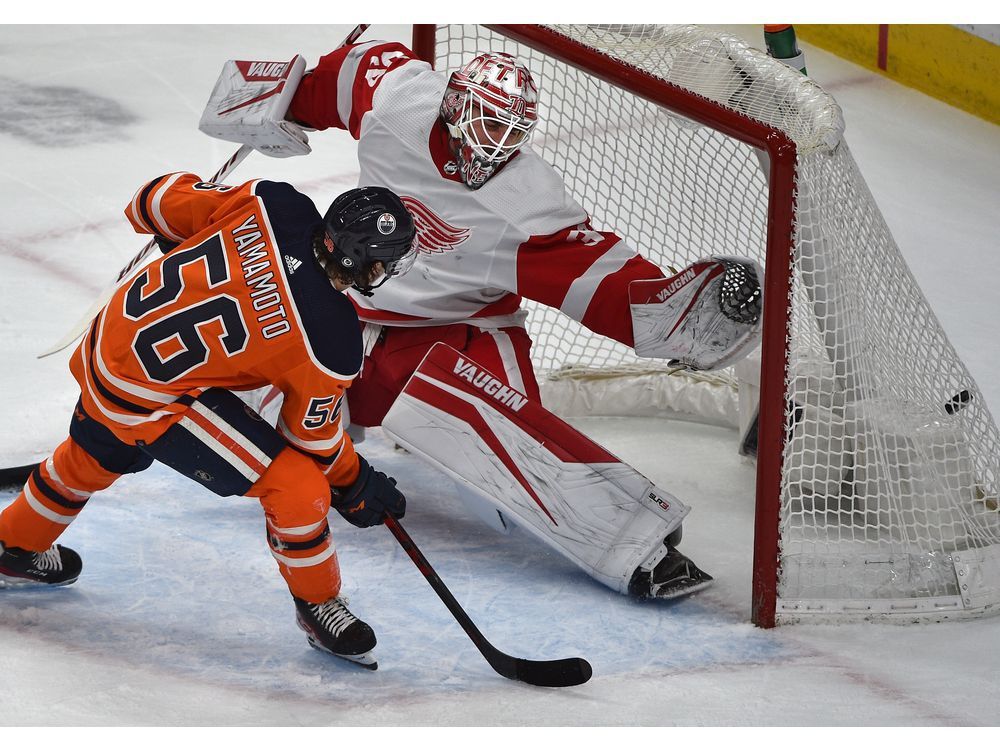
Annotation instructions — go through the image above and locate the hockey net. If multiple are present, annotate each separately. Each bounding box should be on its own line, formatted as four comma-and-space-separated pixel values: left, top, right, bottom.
414, 24, 1000, 625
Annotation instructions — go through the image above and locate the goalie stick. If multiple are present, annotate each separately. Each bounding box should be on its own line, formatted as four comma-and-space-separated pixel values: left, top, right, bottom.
36, 23, 370, 360
384, 515, 593, 688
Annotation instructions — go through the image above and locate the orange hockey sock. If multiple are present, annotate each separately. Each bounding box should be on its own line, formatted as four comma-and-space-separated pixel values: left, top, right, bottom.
0, 437, 120, 552
249, 447, 342, 604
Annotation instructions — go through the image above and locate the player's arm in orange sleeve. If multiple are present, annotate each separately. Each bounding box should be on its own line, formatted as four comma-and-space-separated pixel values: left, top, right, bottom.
124, 172, 255, 249
271, 362, 360, 487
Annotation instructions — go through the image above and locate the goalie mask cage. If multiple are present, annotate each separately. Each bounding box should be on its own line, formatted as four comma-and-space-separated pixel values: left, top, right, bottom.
410, 24, 1000, 626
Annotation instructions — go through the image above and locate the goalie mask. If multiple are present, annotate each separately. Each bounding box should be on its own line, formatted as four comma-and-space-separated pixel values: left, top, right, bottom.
317, 186, 417, 296
440, 52, 539, 190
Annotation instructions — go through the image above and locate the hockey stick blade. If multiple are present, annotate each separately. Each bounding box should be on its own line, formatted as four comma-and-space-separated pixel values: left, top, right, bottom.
384, 515, 592, 687
0, 463, 37, 490
504, 653, 593, 688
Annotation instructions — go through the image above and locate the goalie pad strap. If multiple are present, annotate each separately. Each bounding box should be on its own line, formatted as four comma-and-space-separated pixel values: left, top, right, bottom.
381, 343, 689, 594
199, 56, 311, 158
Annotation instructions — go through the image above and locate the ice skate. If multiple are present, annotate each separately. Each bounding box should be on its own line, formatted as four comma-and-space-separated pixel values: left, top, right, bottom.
628, 538, 713, 600
293, 595, 378, 670
0, 542, 82, 588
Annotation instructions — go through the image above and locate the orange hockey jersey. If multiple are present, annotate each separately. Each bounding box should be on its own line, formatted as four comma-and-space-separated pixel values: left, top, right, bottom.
69, 173, 362, 486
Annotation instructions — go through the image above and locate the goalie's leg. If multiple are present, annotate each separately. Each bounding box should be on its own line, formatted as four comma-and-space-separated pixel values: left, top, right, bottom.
382, 343, 712, 600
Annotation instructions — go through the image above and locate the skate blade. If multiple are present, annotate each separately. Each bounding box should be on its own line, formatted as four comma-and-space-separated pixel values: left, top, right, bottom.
650, 576, 714, 600
305, 635, 378, 670
0, 573, 79, 589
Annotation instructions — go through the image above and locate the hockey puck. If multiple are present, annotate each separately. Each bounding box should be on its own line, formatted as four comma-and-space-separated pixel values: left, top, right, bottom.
945, 389, 973, 415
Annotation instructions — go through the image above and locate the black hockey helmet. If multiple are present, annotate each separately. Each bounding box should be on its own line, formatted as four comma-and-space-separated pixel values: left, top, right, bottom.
319, 186, 417, 296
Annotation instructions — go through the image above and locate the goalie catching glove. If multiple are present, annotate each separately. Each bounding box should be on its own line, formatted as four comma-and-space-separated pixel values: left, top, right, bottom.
630, 257, 763, 371
331, 455, 406, 528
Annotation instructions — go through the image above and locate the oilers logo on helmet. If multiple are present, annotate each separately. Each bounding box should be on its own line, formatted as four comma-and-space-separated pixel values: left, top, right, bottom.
377, 213, 397, 235
319, 186, 417, 295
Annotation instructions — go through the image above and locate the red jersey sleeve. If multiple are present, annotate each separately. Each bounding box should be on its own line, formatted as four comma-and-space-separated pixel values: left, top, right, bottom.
515, 220, 666, 348
288, 41, 416, 139
271, 361, 360, 487
124, 172, 255, 244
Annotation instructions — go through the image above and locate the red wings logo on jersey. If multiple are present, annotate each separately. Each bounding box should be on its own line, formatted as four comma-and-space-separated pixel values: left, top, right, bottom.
400, 196, 471, 254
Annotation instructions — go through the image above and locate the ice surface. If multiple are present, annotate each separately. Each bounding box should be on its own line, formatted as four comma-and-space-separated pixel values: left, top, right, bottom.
1, 24, 998, 727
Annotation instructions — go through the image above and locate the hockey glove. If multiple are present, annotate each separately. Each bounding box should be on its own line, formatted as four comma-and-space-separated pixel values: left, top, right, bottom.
331, 455, 405, 528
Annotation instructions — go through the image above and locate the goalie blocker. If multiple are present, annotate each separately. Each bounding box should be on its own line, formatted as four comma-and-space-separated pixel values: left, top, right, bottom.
199, 55, 311, 158
382, 343, 712, 599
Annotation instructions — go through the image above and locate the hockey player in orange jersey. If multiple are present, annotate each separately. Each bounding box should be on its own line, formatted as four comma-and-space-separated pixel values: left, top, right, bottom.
0, 176, 417, 669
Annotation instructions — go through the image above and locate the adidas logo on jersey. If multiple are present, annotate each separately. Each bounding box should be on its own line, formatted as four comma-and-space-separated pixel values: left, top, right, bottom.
284, 255, 302, 275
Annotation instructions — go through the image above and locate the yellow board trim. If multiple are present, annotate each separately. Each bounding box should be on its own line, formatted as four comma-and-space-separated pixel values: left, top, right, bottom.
796, 24, 1000, 126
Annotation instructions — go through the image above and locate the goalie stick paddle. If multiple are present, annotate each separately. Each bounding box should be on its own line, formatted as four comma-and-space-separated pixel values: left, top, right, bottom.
384, 515, 593, 688
37, 23, 371, 360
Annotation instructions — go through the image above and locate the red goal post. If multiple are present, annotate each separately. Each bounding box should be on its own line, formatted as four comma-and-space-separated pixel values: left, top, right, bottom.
408, 24, 1000, 627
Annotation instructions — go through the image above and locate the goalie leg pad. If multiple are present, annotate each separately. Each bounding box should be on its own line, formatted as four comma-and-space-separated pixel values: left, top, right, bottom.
381, 343, 690, 595
630, 257, 763, 371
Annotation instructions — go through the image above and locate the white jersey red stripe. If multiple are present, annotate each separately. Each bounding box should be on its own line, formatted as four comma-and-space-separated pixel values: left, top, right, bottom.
290, 41, 413, 140
289, 42, 669, 347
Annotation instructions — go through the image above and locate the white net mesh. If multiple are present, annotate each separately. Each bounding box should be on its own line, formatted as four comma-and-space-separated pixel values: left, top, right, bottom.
431, 24, 1000, 621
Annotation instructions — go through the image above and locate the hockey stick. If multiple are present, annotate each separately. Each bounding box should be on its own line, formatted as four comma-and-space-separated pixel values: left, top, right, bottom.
0, 463, 37, 490
37, 23, 371, 360
384, 515, 593, 688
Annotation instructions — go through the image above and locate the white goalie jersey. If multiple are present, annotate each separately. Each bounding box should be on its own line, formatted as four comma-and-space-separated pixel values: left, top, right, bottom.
227, 40, 734, 599
288, 41, 669, 343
